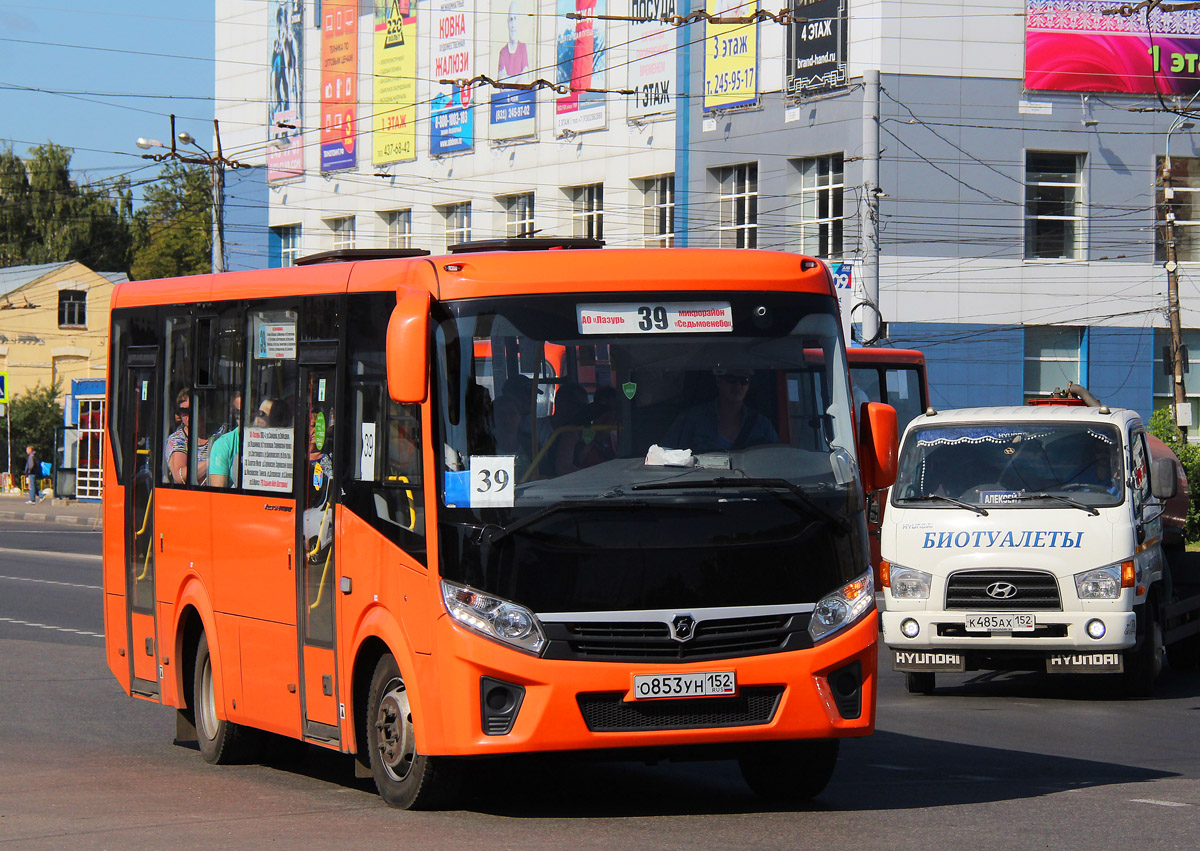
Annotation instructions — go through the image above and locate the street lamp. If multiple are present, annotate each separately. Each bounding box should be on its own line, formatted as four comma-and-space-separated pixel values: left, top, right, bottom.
1162, 115, 1195, 440
135, 115, 243, 275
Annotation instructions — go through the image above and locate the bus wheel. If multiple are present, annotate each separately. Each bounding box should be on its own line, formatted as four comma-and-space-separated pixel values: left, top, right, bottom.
905, 672, 935, 695
1123, 604, 1164, 698
367, 654, 459, 810
738, 739, 839, 802
193, 632, 261, 764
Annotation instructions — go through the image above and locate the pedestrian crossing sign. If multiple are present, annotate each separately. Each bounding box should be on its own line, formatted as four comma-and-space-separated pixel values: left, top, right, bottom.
0, 371, 7, 403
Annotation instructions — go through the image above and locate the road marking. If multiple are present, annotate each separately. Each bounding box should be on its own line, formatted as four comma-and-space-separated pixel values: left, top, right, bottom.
0, 616, 103, 639
0, 546, 101, 562
0, 574, 100, 590
1130, 799, 1191, 808
2, 529, 101, 534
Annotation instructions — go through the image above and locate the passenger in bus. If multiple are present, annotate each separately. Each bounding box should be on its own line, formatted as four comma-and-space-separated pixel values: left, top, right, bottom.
165, 387, 210, 484
539, 382, 589, 476
209, 397, 276, 488
575, 385, 620, 468
466, 382, 497, 457
663, 369, 778, 453
492, 394, 532, 478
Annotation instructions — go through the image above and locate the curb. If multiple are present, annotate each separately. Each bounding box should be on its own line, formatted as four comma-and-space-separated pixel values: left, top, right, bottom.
0, 509, 102, 529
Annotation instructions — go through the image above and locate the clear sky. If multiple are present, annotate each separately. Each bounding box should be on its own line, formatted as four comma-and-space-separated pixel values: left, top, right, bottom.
0, 1, 214, 199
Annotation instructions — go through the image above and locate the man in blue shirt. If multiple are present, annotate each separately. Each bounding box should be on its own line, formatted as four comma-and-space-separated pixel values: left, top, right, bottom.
664, 369, 779, 452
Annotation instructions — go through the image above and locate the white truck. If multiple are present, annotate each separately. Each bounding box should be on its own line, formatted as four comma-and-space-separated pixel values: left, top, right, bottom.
880, 400, 1200, 696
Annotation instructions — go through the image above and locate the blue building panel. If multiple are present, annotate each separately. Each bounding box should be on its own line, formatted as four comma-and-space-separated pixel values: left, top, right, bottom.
1087, 326, 1155, 421
885, 323, 1024, 411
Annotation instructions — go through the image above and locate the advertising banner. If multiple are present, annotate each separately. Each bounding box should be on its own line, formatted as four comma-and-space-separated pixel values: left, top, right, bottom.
320, 0, 359, 172
1026, 1, 1200, 95
628, 0, 676, 119
555, 0, 607, 135
703, 0, 758, 112
267, 0, 304, 184
785, 0, 847, 97
373, 0, 418, 164
431, 0, 475, 154
490, 0, 538, 140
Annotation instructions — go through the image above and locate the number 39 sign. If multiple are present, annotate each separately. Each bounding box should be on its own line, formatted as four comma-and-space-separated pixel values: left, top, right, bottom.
469, 456, 516, 508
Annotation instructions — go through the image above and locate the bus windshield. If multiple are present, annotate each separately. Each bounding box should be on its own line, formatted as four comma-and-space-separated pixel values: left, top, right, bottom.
892, 422, 1125, 510
433, 291, 866, 611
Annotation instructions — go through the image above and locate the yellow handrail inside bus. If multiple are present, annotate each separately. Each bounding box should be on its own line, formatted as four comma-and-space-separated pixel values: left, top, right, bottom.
520, 424, 618, 483
308, 545, 333, 611
135, 489, 154, 581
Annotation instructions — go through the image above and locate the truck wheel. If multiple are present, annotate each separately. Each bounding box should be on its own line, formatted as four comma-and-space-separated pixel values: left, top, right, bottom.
193, 632, 262, 764
738, 739, 839, 802
1122, 604, 1164, 698
366, 654, 460, 810
905, 672, 935, 695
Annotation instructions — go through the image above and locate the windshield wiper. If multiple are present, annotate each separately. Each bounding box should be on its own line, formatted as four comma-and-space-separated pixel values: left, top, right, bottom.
631, 476, 850, 533
895, 494, 989, 517
480, 498, 652, 545
1006, 493, 1099, 516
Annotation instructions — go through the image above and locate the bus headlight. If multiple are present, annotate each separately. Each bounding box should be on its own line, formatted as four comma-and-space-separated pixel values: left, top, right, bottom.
1074, 566, 1122, 600
889, 565, 932, 600
441, 580, 546, 655
808, 570, 875, 643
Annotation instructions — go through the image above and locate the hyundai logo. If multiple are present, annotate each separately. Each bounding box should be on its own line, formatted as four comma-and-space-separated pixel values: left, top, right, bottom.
670, 615, 696, 642
986, 582, 1018, 599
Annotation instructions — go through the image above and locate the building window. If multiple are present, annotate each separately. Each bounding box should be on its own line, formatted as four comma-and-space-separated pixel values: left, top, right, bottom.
274, 225, 302, 267
1154, 328, 1200, 438
797, 155, 844, 258
328, 216, 356, 250
717, 163, 757, 248
58, 290, 87, 327
76, 398, 105, 500
1024, 326, 1082, 400
442, 202, 472, 247
1157, 155, 1200, 262
503, 193, 536, 238
641, 175, 675, 247
386, 210, 412, 249
571, 184, 604, 239
1025, 152, 1084, 260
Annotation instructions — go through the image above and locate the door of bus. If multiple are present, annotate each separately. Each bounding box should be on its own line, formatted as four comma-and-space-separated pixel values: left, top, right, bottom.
296, 352, 341, 741
123, 348, 161, 699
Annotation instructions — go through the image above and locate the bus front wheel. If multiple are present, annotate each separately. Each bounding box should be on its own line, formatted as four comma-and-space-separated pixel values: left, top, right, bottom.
193, 632, 261, 764
366, 654, 459, 810
738, 739, 839, 802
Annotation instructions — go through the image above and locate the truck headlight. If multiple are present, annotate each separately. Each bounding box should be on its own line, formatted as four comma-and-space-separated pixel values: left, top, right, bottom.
442, 580, 546, 655
889, 565, 932, 600
808, 570, 875, 643
1074, 566, 1122, 600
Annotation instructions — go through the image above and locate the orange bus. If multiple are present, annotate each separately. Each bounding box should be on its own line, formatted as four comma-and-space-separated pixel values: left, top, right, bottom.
103, 240, 897, 808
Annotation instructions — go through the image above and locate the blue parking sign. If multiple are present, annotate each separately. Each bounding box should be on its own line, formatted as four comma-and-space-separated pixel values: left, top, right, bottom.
0, 371, 7, 403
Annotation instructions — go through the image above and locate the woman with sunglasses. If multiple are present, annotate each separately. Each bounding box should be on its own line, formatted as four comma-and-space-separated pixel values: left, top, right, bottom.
663, 368, 779, 453
165, 387, 211, 484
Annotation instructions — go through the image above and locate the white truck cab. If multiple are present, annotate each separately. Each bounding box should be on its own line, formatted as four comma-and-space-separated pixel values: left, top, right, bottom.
880, 404, 1186, 696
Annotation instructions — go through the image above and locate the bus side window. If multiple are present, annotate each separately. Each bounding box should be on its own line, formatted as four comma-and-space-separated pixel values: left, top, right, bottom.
243, 309, 298, 493
162, 316, 193, 485
205, 307, 246, 489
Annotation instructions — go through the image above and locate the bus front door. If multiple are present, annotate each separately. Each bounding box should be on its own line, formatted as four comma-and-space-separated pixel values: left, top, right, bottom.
296, 359, 341, 742
123, 352, 161, 699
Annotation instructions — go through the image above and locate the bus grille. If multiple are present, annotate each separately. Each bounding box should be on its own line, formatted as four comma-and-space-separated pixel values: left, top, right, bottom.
576, 687, 784, 732
945, 570, 1062, 610
543, 614, 806, 662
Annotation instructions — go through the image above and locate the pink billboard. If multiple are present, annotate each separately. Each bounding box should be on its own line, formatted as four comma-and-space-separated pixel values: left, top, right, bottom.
1026, 1, 1200, 95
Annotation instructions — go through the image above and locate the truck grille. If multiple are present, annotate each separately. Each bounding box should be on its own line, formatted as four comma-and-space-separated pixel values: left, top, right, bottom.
945, 570, 1061, 611
541, 614, 809, 663
577, 687, 784, 732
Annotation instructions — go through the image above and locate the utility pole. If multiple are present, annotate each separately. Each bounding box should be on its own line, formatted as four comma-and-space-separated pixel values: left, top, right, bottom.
860, 69, 881, 345
1163, 141, 1190, 441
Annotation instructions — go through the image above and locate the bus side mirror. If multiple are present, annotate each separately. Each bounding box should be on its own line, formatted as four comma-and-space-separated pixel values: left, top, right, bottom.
859, 401, 898, 493
1151, 457, 1179, 500
387, 289, 431, 404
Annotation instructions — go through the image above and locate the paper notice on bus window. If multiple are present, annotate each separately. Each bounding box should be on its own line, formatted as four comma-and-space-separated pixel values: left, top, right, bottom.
577, 302, 733, 335
242, 427, 294, 492
359, 422, 376, 481
469, 456, 516, 508
253, 317, 297, 360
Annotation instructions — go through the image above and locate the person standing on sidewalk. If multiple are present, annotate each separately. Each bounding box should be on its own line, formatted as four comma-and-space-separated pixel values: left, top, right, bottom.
24, 445, 39, 504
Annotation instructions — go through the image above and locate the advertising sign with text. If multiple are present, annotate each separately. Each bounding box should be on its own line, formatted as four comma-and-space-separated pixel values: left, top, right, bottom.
490, 0, 538, 140
373, 0, 418, 164
320, 0, 359, 172
628, 0, 676, 119
785, 0, 847, 97
703, 0, 758, 112
267, 0, 304, 184
555, 0, 607, 135
431, 0, 475, 154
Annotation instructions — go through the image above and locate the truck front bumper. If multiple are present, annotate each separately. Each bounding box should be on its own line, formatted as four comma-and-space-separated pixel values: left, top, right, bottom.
881, 609, 1136, 654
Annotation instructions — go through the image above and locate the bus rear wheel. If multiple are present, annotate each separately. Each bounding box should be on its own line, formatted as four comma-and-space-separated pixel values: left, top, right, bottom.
193, 632, 261, 764
366, 654, 459, 810
738, 739, 839, 802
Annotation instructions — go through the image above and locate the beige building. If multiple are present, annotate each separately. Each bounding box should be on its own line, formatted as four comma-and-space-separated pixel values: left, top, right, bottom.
1, 262, 125, 500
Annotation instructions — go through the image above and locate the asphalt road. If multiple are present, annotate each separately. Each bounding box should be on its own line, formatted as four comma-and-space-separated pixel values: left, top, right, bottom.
2, 522, 1199, 849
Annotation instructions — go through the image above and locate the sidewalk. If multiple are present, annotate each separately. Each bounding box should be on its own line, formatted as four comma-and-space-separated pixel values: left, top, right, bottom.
0, 492, 102, 528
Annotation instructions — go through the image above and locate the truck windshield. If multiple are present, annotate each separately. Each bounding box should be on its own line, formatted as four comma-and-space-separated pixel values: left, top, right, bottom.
892, 422, 1125, 509
432, 291, 867, 612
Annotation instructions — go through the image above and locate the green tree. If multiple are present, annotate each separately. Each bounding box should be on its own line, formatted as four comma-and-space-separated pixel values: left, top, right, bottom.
130, 162, 212, 280
1149, 406, 1200, 543
0, 143, 133, 271
4, 381, 63, 481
